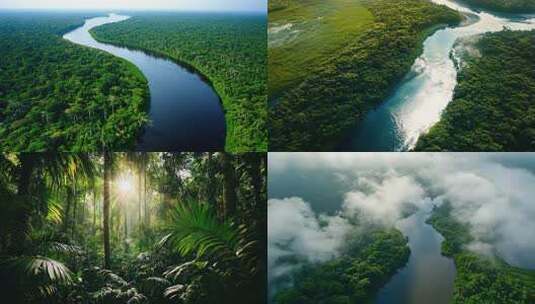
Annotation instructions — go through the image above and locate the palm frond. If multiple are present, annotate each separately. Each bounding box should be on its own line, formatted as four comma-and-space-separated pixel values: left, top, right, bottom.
127, 293, 147, 304
0, 255, 73, 297
141, 277, 171, 297
164, 203, 239, 260
45, 197, 63, 224
163, 284, 185, 300
48, 242, 82, 256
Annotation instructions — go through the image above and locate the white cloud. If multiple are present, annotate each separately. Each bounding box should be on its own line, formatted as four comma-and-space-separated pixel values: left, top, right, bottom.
343, 174, 425, 225
268, 197, 351, 285
269, 153, 535, 271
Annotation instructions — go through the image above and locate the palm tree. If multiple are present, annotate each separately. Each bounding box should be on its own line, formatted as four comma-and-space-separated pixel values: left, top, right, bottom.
103, 152, 112, 269
4, 153, 94, 255
0, 153, 93, 302
159, 202, 260, 301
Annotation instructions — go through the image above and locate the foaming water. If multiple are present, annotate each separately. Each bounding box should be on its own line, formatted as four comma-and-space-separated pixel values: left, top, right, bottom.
339, 0, 535, 151
64, 14, 225, 151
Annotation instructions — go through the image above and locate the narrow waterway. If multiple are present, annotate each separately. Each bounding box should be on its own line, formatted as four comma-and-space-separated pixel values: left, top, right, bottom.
375, 208, 456, 304
64, 14, 225, 151
339, 0, 535, 151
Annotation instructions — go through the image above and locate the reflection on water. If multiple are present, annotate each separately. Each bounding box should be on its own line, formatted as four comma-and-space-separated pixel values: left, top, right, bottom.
340, 0, 535, 151
64, 14, 225, 151
375, 208, 456, 304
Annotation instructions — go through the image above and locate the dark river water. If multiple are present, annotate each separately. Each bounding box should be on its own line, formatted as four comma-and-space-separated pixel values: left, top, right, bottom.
338, 0, 535, 151
64, 14, 225, 151
374, 209, 456, 304
268, 168, 457, 303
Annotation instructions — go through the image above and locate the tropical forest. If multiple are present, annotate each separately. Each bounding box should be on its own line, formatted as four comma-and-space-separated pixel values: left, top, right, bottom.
415, 30, 535, 151
0, 12, 148, 151
91, 12, 267, 152
0, 8, 266, 152
0, 152, 267, 304
268, 153, 535, 304
268, 0, 462, 150
462, 0, 535, 12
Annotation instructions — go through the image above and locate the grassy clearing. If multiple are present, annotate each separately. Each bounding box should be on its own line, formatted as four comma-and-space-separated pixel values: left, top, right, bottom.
268, 0, 374, 96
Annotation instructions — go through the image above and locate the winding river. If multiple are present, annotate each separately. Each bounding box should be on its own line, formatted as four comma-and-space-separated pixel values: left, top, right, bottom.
339, 0, 535, 151
374, 208, 456, 304
64, 14, 225, 151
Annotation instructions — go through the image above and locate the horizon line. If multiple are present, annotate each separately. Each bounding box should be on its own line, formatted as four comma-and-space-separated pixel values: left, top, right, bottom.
0, 7, 266, 13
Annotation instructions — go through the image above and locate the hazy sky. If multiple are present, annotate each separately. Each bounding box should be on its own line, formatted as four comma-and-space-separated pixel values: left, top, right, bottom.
0, 0, 266, 12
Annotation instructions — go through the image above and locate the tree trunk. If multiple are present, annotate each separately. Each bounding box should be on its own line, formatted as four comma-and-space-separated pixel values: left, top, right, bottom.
72, 180, 77, 239
221, 153, 237, 219
248, 154, 263, 210
93, 191, 97, 228
103, 152, 112, 269
143, 157, 149, 227
206, 153, 216, 207
138, 163, 142, 226
63, 186, 72, 233
12, 154, 37, 255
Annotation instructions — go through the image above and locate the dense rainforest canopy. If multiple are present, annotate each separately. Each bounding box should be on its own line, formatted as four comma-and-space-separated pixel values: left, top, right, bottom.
91, 13, 267, 152
427, 202, 535, 303
273, 229, 409, 304
269, 0, 462, 151
462, 0, 535, 12
0, 12, 149, 151
415, 30, 535, 151
0, 152, 266, 304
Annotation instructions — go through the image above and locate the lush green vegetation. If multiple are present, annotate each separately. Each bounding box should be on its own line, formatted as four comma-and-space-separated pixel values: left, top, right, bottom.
273, 229, 410, 303
427, 202, 535, 303
0, 12, 149, 151
0, 152, 266, 303
268, 0, 374, 96
91, 13, 267, 152
462, 0, 535, 13
269, 0, 291, 12
415, 30, 535, 152
269, 0, 462, 151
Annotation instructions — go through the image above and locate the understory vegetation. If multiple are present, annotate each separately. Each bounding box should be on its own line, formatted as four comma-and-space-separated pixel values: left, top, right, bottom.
91, 13, 267, 152
269, 0, 462, 151
273, 229, 410, 303
0, 12, 149, 151
0, 152, 266, 304
415, 30, 535, 151
462, 0, 535, 12
427, 202, 535, 303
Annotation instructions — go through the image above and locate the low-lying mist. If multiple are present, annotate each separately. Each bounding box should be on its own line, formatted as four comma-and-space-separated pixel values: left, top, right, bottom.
268, 153, 535, 293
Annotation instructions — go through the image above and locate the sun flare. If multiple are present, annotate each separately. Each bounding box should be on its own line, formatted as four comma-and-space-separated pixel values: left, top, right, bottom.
116, 172, 135, 195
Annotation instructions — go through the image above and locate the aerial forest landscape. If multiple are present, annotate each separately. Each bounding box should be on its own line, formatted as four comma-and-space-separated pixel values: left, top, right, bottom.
268, 0, 535, 152
268, 153, 535, 304
0, 0, 267, 152
0, 152, 267, 303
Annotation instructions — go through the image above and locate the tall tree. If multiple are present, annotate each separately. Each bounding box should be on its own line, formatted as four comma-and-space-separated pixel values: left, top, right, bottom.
103, 152, 111, 269
220, 152, 237, 219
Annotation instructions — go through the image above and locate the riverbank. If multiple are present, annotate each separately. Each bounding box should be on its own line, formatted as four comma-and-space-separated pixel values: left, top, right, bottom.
91, 13, 267, 152
0, 12, 148, 151
373, 209, 456, 304
269, 0, 463, 151
460, 0, 535, 13
66, 14, 226, 151
271, 228, 410, 303
415, 29, 535, 151
427, 202, 535, 303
